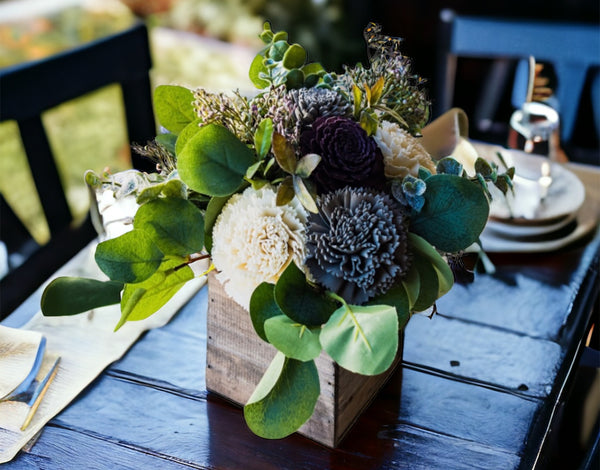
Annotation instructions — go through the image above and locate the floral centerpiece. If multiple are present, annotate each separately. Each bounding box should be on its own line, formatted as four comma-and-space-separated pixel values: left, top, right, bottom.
41, 22, 513, 441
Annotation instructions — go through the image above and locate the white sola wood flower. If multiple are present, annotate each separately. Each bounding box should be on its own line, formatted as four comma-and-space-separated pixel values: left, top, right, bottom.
373, 120, 436, 179
211, 186, 308, 309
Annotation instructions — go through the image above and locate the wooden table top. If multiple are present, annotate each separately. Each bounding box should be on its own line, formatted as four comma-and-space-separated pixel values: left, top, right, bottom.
3, 167, 600, 469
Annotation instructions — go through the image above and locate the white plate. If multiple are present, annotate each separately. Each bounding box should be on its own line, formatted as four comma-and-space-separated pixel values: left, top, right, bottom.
480, 205, 597, 253
477, 146, 586, 223
485, 211, 577, 238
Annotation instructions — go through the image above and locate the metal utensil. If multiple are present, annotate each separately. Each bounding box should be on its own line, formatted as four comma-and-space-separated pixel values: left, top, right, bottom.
0, 336, 61, 431
20, 357, 61, 431
0, 337, 46, 402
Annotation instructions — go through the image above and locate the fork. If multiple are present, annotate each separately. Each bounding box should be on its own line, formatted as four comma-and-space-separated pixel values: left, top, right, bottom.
0, 337, 46, 402
1, 336, 61, 431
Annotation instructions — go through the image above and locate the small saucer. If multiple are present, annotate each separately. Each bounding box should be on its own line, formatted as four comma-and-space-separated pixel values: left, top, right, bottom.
474, 145, 586, 224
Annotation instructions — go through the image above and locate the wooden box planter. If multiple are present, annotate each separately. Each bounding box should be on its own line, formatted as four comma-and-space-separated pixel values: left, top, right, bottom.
205, 273, 404, 447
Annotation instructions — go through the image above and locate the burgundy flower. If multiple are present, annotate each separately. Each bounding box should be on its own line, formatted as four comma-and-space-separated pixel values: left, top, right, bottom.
300, 116, 385, 193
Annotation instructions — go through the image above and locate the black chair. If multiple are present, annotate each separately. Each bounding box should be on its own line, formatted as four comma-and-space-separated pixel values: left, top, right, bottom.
0, 21, 156, 317
435, 10, 600, 160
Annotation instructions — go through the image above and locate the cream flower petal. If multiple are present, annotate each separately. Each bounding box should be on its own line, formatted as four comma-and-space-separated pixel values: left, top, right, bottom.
374, 120, 436, 179
211, 186, 308, 310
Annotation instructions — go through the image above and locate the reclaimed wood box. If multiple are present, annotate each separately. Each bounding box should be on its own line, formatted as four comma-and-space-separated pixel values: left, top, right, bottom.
205, 273, 404, 447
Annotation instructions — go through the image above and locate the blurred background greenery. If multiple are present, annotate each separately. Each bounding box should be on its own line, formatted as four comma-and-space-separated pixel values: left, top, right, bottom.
0, 0, 371, 244
1, 0, 598, 244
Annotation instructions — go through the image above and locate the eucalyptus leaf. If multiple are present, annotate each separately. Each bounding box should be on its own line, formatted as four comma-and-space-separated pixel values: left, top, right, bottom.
401, 263, 420, 310
115, 257, 194, 330
162, 179, 187, 199
249, 54, 270, 89
321, 303, 398, 375
178, 124, 255, 197
204, 195, 230, 252
368, 284, 410, 330
274, 262, 337, 327
155, 133, 177, 155
282, 44, 306, 69
134, 197, 204, 257
264, 315, 321, 361
41, 277, 123, 317
410, 253, 439, 313
285, 69, 304, 89
269, 40, 289, 61
136, 185, 164, 205
474, 158, 494, 178
249, 282, 284, 342
154, 85, 196, 134
244, 352, 319, 439
410, 174, 489, 253
436, 157, 463, 176
95, 229, 163, 284
175, 119, 202, 155
300, 62, 325, 76
408, 233, 454, 297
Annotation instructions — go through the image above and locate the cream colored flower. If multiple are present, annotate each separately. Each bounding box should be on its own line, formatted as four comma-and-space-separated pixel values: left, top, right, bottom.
211, 186, 308, 310
374, 120, 436, 179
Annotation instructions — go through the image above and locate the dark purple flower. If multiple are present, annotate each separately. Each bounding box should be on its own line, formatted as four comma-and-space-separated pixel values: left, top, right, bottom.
305, 187, 410, 305
300, 116, 385, 193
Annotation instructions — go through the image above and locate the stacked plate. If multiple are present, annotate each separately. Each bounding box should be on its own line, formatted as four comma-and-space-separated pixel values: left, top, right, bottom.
479, 148, 594, 253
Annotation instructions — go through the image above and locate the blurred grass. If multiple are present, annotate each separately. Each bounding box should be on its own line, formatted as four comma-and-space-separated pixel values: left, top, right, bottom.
0, 80, 131, 245
0, 2, 254, 244
0, 2, 136, 244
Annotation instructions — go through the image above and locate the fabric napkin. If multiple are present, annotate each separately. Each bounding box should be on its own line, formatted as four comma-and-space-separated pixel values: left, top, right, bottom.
0, 327, 43, 400
0, 243, 207, 463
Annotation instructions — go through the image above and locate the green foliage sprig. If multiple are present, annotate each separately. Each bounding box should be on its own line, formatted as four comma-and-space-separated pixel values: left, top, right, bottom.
40, 22, 514, 442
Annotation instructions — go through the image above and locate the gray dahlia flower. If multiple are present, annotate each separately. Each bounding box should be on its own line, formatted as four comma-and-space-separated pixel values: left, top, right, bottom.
305, 187, 410, 304
287, 88, 351, 127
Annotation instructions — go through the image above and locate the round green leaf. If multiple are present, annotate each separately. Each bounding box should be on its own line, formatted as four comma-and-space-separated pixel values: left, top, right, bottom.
134, 197, 204, 257
115, 257, 194, 330
410, 174, 489, 252
269, 40, 289, 61
154, 85, 196, 134
368, 284, 410, 330
244, 352, 319, 439
155, 132, 177, 155
321, 304, 399, 376
282, 44, 306, 69
175, 118, 203, 155
401, 264, 420, 310
249, 54, 270, 89
264, 315, 322, 361
95, 229, 163, 284
204, 195, 231, 252
274, 262, 337, 327
408, 233, 454, 297
178, 124, 255, 197
41, 277, 123, 317
411, 253, 439, 313
249, 282, 284, 342
285, 68, 304, 89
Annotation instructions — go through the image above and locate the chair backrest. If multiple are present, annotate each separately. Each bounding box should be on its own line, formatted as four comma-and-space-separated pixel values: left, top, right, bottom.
0, 21, 156, 317
436, 10, 600, 144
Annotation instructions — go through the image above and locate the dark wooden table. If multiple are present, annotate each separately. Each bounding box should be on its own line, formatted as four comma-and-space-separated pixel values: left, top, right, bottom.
2, 206, 599, 469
